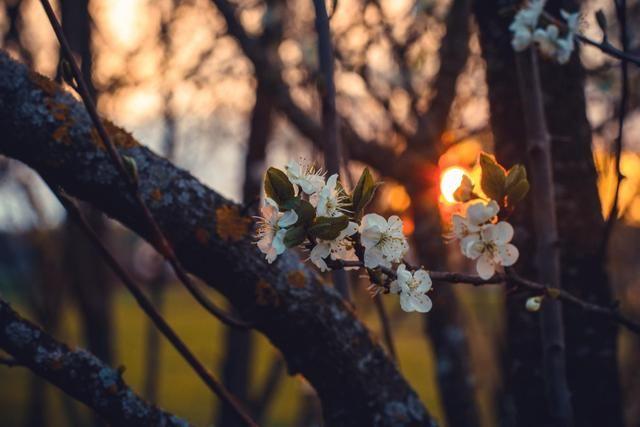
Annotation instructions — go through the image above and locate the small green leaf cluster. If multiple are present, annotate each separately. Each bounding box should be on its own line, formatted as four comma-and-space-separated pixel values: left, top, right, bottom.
263, 166, 378, 248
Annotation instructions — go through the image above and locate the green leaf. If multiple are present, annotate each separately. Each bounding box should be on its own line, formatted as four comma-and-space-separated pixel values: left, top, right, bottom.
479, 153, 506, 202
281, 198, 316, 225
505, 164, 527, 193
283, 225, 307, 248
264, 167, 295, 206
350, 168, 377, 216
308, 215, 349, 240
506, 179, 530, 206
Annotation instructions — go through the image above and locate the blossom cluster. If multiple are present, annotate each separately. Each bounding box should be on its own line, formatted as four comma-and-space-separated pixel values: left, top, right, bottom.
255, 160, 431, 312
509, 0, 579, 64
255, 154, 529, 313
447, 154, 528, 279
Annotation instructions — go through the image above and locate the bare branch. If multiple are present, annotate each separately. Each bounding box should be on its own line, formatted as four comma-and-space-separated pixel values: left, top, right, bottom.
38, 0, 249, 330
0, 297, 191, 426
55, 190, 257, 427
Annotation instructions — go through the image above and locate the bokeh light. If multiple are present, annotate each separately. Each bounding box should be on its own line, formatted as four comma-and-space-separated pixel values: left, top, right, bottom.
440, 166, 468, 204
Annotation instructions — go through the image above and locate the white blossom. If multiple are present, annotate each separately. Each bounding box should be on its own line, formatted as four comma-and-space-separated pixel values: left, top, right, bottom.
463, 221, 520, 279
533, 24, 575, 64
314, 174, 349, 217
389, 264, 433, 313
555, 37, 575, 64
533, 25, 560, 57
511, 26, 534, 51
256, 198, 298, 263
509, 0, 546, 51
285, 159, 325, 195
526, 295, 543, 312
309, 221, 359, 272
560, 10, 580, 35
450, 200, 499, 258
360, 214, 409, 268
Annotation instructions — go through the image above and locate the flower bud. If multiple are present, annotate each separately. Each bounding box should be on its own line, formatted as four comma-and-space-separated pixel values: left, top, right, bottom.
525, 296, 543, 312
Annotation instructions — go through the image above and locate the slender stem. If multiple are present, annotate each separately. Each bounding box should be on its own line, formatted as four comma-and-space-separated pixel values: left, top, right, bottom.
38, 0, 249, 330
330, 259, 640, 335
601, 0, 629, 255
0, 355, 22, 367
55, 190, 259, 427
541, 11, 640, 67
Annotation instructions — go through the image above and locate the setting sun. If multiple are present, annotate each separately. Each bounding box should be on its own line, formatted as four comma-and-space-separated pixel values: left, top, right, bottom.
440, 167, 468, 203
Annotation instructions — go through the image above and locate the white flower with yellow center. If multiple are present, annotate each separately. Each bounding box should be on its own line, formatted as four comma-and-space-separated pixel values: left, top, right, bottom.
390, 264, 433, 313
309, 221, 359, 272
463, 221, 519, 279
284, 159, 325, 195
359, 214, 409, 268
256, 198, 298, 263
450, 200, 499, 257
314, 174, 349, 217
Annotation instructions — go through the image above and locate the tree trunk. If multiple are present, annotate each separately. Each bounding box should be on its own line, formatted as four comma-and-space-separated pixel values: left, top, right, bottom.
474, 1, 623, 425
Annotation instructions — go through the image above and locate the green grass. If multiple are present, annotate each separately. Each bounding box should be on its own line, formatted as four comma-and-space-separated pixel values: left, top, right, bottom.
0, 285, 461, 426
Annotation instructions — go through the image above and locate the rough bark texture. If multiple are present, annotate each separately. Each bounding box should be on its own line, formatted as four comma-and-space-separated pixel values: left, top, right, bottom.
0, 51, 433, 427
0, 297, 190, 427
474, 1, 623, 425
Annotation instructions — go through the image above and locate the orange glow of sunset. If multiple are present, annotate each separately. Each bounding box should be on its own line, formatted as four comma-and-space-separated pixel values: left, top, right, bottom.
440, 167, 468, 204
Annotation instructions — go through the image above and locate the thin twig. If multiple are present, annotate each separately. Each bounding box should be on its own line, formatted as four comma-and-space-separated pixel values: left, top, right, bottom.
38, 0, 249, 330
54, 190, 259, 427
601, 0, 629, 256
0, 355, 22, 367
373, 297, 398, 363
541, 11, 640, 67
329, 259, 640, 335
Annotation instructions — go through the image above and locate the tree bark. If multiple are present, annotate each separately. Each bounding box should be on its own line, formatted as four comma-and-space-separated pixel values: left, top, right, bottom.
0, 50, 433, 427
474, 1, 623, 425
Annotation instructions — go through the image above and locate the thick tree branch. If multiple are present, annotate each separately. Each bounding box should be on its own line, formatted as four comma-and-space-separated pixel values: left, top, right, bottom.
515, 48, 573, 426
0, 51, 431, 427
0, 297, 190, 426
56, 190, 257, 426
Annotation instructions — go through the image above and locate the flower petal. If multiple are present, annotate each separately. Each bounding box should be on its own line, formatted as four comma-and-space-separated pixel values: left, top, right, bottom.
410, 294, 433, 313
364, 247, 388, 269
387, 215, 404, 236
492, 221, 514, 244
464, 238, 484, 260
310, 243, 331, 272
278, 210, 299, 228
414, 269, 432, 292
476, 252, 496, 279
497, 243, 519, 266
399, 293, 415, 312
